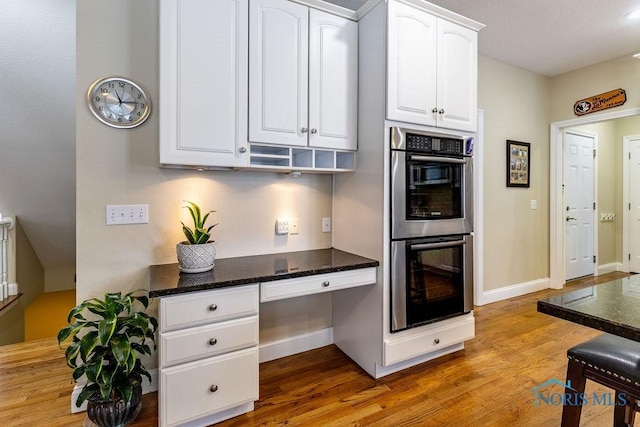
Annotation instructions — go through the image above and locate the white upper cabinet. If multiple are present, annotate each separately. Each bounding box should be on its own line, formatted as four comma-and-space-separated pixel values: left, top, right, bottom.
249, 0, 358, 150
387, 0, 478, 132
308, 10, 358, 150
249, 0, 309, 146
159, 0, 249, 168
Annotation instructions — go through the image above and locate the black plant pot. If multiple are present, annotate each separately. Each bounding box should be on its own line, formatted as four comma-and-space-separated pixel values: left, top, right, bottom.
86, 385, 142, 427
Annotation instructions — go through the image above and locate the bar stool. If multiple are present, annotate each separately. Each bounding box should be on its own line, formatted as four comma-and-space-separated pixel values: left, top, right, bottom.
562, 334, 640, 427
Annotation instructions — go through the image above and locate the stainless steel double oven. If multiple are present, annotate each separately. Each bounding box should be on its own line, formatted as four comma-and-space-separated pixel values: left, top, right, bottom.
390, 127, 474, 333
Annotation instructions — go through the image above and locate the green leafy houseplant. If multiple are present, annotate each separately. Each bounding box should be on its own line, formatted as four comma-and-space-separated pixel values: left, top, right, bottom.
57, 290, 158, 411
181, 200, 217, 245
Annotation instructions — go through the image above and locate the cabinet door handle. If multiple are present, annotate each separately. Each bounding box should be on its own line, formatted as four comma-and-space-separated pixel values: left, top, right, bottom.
432, 107, 438, 113
438, 109, 445, 114
209, 385, 219, 393
310, 128, 317, 134
239, 147, 247, 153
209, 338, 217, 346
301, 127, 308, 133
434, 338, 440, 344
208, 304, 218, 312
322, 281, 330, 287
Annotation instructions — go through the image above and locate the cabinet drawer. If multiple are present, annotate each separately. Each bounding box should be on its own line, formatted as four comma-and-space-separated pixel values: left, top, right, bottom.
160, 316, 258, 368
260, 267, 376, 302
384, 315, 475, 366
159, 285, 258, 332
159, 347, 259, 427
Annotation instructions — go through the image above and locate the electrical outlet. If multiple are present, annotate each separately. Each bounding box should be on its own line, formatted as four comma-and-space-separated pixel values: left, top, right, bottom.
106, 204, 148, 225
289, 218, 299, 235
322, 217, 331, 233
275, 218, 289, 235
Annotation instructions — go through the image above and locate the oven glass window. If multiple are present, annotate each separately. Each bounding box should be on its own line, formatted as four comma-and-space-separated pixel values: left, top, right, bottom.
407, 243, 464, 326
406, 159, 462, 220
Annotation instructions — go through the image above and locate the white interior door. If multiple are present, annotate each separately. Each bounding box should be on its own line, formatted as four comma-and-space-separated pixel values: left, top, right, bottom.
628, 137, 640, 272
564, 130, 595, 280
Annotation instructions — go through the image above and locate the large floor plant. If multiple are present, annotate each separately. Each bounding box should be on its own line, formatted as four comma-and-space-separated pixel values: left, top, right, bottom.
57, 290, 158, 426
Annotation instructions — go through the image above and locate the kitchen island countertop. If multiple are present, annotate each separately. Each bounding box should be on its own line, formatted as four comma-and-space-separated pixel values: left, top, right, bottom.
149, 248, 379, 298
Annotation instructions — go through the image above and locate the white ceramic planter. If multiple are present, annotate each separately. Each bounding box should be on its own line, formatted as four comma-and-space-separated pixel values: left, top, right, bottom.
176, 241, 216, 273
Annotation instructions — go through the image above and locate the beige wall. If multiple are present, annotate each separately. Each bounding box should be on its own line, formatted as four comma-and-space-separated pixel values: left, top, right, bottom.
550, 55, 640, 123
477, 56, 551, 291
76, 1, 333, 351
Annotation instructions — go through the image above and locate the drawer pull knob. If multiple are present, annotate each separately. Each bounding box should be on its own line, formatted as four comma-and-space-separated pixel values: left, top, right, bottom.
322, 281, 330, 287
209, 338, 217, 346
209, 385, 219, 393
208, 304, 218, 312
434, 338, 440, 344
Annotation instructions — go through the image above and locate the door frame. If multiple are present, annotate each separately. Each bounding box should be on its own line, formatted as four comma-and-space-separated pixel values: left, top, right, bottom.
622, 134, 640, 272
550, 107, 640, 289
563, 128, 598, 281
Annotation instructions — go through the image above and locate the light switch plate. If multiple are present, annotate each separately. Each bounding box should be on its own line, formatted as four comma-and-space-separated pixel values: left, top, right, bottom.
275, 218, 289, 235
289, 218, 299, 235
106, 204, 148, 225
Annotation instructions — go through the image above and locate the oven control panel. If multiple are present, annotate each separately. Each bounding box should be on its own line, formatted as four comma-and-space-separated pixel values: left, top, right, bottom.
406, 133, 464, 155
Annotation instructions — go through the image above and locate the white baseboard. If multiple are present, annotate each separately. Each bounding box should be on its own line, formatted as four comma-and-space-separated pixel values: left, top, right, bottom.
475, 278, 550, 306
70, 368, 158, 414
259, 327, 334, 363
597, 262, 624, 275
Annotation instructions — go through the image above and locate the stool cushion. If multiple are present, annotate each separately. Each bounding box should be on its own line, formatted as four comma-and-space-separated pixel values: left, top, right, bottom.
568, 334, 640, 386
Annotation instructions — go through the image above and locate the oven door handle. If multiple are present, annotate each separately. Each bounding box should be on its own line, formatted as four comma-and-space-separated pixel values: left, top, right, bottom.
410, 240, 466, 251
408, 155, 467, 164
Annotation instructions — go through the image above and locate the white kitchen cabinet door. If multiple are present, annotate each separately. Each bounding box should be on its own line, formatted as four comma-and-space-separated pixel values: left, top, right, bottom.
387, 0, 437, 127
308, 10, 358, 150
436, 19, 478, 132
249, 0, 309, 146
159, 0, 249, 168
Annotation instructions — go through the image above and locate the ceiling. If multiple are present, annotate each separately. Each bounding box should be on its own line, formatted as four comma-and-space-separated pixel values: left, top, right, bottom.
336, 0, 640, 76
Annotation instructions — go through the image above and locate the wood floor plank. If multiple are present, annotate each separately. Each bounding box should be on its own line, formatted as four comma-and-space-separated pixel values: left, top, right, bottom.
1, 272, 636, 426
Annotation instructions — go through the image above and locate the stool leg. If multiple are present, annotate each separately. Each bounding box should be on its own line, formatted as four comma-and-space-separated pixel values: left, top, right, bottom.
614, 394, 637, 427
561, 359, 587, 427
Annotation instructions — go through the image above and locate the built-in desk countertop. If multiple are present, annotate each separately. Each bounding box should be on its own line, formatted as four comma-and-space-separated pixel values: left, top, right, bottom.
149, 248, 379, 298
537, 275, 640, 342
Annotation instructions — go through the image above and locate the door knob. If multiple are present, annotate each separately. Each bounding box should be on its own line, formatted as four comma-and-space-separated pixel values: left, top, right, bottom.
566, 216, 577, 221
432, 107, 438, 113
301, 127, 308, 133
438, 109, 445, 114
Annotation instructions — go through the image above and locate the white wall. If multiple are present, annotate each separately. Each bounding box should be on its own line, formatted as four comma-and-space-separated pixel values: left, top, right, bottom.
76, 1, 334, 350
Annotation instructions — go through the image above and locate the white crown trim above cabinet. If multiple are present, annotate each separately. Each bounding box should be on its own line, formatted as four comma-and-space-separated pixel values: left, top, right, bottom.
159, 0, 249, 168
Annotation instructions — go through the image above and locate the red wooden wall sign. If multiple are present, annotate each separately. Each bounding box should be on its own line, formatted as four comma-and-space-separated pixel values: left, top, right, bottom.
574, 88, 626, 116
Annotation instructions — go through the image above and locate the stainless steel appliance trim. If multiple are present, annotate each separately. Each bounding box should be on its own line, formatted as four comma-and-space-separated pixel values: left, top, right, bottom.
390, 126, 470, 152
391, 150, 474, 239
408, 154, 467, 164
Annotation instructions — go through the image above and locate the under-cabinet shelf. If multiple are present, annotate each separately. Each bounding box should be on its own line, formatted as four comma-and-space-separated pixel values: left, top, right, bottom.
249, 143, 356, 173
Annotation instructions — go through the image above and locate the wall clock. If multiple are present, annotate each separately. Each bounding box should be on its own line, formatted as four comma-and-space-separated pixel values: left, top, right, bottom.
87, 76, 151, 129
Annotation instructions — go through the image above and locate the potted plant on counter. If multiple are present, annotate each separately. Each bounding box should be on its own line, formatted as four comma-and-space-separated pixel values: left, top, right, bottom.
57, 290, 158, 427
177, 200, 218, 273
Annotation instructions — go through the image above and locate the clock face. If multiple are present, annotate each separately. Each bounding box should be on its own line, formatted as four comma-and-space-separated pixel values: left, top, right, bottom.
87, 77, 151, 128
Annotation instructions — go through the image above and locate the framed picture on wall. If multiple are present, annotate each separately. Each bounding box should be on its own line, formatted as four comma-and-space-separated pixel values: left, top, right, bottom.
506, 140, 530, 188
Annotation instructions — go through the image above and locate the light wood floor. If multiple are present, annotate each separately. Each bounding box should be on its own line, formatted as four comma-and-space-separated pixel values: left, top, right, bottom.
1, 272, 635, 426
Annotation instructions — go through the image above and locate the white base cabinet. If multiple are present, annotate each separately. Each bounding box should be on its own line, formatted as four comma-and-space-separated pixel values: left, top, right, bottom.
158, 285, 259, 427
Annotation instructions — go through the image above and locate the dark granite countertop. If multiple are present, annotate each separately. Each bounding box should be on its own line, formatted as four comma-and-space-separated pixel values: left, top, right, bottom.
537, 275, 640, 342
149, 248, 379, 298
